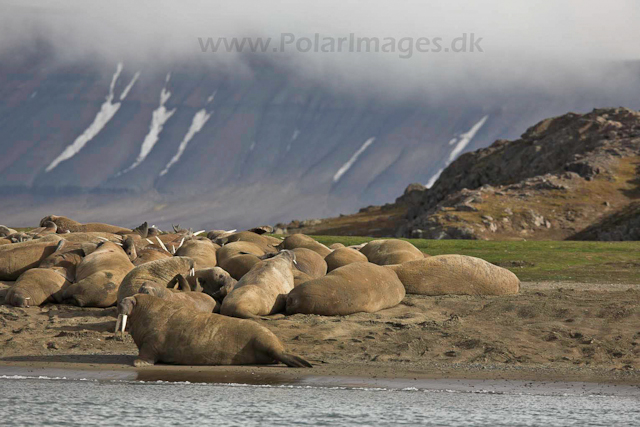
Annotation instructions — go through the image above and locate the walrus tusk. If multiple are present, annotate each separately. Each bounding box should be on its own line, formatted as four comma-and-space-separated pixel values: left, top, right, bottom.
190, 268, 195, 277
24, 297, 31, 308
146, 239, 153, 244
177, 238, 185, 250
193, 230, 205, 236
171, 245, 175, 254
121, 314, 127, 333
97, 237, 108, 241
155, 236, 169, 252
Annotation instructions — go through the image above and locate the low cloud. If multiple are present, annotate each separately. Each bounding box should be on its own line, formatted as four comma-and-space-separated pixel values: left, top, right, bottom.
1, 0, 639, 100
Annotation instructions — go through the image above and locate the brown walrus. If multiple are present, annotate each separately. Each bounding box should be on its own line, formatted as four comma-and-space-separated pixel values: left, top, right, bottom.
5, 268, 70, 307
276, 234, 331, 257
386, 255, 520, 296
61, 241, 134, 307
5, 240, 96, 307
324, 247, 368, 272
0, 234, 63, 280
139, 277, 219, 313
116, 294, 311, 368
359, 239, 424, 265
286, 262, 405, 316
39, 215, 131, 235
116, 256, 195, 305
290, 248, 327, 279
220, 251, 295, 319
174, 238, 219, 268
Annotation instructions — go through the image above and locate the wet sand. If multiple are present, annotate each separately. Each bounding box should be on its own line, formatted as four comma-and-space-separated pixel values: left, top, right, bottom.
1, 281, 640, 385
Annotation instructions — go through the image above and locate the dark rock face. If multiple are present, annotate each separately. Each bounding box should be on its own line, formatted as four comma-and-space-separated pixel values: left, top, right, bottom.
397, 108, 640, 240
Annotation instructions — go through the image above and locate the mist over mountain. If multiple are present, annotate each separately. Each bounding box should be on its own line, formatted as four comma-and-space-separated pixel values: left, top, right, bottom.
1, 1, 639, 229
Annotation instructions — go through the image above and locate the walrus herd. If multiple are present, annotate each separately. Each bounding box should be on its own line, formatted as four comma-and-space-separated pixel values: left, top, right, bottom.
0, 216, 520, 369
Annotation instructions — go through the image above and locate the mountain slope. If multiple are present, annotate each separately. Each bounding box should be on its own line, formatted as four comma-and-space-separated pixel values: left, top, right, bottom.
281, 108, 640, 240
2, 47, 640, 230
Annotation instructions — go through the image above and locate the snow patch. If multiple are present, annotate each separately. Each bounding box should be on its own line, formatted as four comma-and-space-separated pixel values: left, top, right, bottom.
119, 71, 140, 100
425, 115, 489, 188
159, 108, 211, 176
285, 129, 300, 152
46, 63, 124, 172
425, 168, 444, 189
118, 82, 176, 175
333, 137, 375, 183
447, 115, 489, 163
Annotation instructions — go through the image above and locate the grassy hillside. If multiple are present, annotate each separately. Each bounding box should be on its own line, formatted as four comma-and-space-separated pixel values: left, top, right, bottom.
304, 236, 640, 284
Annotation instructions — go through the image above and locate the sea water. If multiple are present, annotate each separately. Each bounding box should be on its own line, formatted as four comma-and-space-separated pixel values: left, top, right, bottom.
0, 375, 639, 426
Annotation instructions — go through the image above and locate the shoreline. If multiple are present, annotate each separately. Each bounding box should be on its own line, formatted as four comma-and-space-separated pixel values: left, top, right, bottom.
1, 359, 640, 387
2, 282, 640, 389
1, 362, 640, 396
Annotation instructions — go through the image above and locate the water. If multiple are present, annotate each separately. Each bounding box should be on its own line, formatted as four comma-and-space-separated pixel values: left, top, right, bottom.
1, 375, 639, 426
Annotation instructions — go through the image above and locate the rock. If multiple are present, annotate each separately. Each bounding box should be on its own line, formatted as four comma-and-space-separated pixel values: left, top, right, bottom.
454, 203, 478, 212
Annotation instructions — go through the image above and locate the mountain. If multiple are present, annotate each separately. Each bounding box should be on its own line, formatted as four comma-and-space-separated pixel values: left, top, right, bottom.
282, 108, 640, 240
2, 45, 640, 231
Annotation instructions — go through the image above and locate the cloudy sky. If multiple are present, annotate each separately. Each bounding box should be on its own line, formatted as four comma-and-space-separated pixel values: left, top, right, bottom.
1, 0, 639, 99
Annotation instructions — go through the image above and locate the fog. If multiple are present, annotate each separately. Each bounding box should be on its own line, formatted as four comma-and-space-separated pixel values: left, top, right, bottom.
1, 0, 639, 100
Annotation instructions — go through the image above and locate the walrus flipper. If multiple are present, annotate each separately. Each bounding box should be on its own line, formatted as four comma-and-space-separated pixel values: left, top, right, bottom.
275, 353, 312, 368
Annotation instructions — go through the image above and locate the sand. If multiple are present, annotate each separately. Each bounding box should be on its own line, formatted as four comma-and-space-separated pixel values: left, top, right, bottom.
1, 281, 640, 385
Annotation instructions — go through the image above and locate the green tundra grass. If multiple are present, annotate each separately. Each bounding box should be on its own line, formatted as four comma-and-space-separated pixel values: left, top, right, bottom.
304, 236, 640, 284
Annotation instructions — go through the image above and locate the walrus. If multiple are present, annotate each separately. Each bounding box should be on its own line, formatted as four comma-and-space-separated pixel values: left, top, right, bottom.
116, 256, 195, 305
116, 294, 311, 367
359, 239, 424, 265
220, 251, 296, 319
286, 262, 405, 316
27, 221, 58, 239
122, 237, 172, 266
324, 247, 368, 272
217, 253, 262, 280
329, 243, 345, 250
0, 234, 63, 280
0, 226, 17, 237
61, 241, 135, 307
293, 269, 313, 287
213, 231, 279, 250
58, 232, 123, 244
276, 234, 331, 257
290, 248, 327, 279
174, 238, 219, 268
0, 238, 11, 246
39, 239, 97, 281
139, 276, 219, 313
7, 240, 97, 307
386, 255, 520, 296
40, 215, 132, 235
216, 241, 268, 265
188, 267, 237, 300
5, 268, 70, 307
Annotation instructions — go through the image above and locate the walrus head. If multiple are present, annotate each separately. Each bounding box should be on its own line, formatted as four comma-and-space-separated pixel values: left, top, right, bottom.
122, 237, 137, 261
39, 215, 57, 227
277, 249, 297, 266
115, 296, 137, 335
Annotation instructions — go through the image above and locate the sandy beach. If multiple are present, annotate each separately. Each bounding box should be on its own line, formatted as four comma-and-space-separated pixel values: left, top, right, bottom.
2, 280, 640, 385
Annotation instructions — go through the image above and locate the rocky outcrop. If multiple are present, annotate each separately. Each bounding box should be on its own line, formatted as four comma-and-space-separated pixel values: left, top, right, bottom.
396, 108, 640, 240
